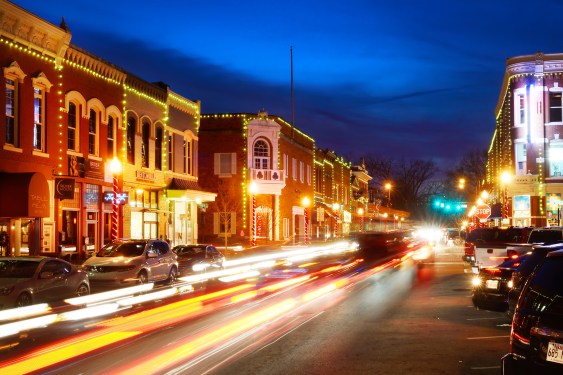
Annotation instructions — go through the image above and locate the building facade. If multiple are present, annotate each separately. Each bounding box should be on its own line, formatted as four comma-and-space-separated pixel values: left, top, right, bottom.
199, 111, 315, 246
490, 52, 563, 227
0, 1, 212, 258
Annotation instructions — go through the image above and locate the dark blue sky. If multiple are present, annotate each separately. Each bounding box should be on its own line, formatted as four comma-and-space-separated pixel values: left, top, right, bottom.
12, 0, 563, 171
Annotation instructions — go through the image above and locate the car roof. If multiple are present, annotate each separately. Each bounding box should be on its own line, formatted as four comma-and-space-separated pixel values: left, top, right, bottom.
0, 256, 52, 262
546, 249, 563, 258
533, 242, 563, 250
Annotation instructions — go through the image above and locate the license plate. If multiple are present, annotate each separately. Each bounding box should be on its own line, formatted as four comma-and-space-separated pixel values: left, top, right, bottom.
547, 342, 563, 364
485, 280, 499, 289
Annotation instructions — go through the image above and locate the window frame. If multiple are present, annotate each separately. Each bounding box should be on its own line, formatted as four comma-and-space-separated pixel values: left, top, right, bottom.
3, 62, 25, 149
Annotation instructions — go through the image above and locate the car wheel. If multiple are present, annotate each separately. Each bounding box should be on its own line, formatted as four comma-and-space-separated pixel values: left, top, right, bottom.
76, 283, 90, 296
16, 292, 32, 307
137, 270, 148, 284
167, 267, 178, 284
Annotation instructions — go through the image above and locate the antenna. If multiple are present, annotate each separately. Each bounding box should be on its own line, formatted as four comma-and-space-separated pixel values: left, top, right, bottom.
290, 46, 295, 140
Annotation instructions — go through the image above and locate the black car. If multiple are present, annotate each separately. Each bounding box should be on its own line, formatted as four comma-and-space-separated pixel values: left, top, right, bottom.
501, 250, 563, 374
172, 244, 225, 276
472, 254, 529, 312
507, 243, 563, 316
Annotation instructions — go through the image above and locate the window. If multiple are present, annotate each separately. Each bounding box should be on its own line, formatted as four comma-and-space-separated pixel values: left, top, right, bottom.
253, 139, 270, 169
155, 126, 163, 170
514, 90, 526, 127
142, 121, 150, 168
213, 212, 236, 235
127, 117, 136, 164
88, 109, 98, 155
5, 78, 17, 146
107, 116, 115, 159
33, 87, 44, 151
307, 164, 311, 185
299, 161, 304, 183
4, 62, 25, 148
168, 134, 173, 171
515, 143, 527, 176
68, 102, 78, 151
549, 142, 563, 177
186, 139, 192, 175
549, 90, 563, 123
292, 158, 297, 180
214, 153, 236, 176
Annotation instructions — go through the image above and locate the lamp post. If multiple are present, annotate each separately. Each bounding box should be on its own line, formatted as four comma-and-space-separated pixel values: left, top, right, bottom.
302, 197, 310, 245
249, 182, 257, 247
110, 157, 122, 241
501, 172, 511, 222
385, 182, 392, 207
332, 202, 339, 238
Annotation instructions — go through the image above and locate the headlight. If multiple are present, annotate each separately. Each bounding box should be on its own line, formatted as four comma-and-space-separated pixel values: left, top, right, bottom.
0, 286, 14, 296
192, 263, 210, 272
471, 276, 482, 287
507, 280, 514, 289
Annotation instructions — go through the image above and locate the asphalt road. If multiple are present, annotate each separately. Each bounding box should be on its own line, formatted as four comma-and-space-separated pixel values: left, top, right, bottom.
207, 245, 512, 375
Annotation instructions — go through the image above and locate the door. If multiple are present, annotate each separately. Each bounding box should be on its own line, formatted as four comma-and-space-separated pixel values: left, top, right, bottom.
35, 260, 71, 302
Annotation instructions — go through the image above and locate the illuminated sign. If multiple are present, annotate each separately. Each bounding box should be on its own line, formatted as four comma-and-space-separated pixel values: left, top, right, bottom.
103, 191, 129, 205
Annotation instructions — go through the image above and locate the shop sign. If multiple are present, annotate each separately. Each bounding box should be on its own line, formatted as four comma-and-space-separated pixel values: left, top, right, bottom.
55, 178, 75, 200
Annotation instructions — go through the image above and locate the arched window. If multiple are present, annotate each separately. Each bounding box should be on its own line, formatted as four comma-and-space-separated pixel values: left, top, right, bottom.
68, 102, 78, 151
88, 108, 98, 155
107, 115, 116, 159
253, 139, 270, 170
142, 121, 150, 168
155, 126, 163, 170
127, 117, 136, 164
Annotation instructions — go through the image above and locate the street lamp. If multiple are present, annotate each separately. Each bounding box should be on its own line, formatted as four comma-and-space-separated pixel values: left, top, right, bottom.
501, 172, 511, 222
385, 183, 392, 207
249, 182, 257, 247
302, 197, 310, 245
332, 202, 339, 238
110, 157, 122, 241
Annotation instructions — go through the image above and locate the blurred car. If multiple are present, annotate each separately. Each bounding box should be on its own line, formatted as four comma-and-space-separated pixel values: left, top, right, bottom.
507, 243, 563, 316
0, 256, 90, 309
83, 239, 178, 290
471, 253, 528, 312
463, 227, 532, 263
501, 249, 563, 374
172, 244, 225, 276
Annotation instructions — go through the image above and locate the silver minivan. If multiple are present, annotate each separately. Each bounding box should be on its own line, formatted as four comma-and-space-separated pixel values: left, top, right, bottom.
83, 239, 178, 290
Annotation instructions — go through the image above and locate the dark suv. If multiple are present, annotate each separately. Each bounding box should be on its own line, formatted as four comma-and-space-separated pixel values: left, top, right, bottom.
502, 250, 563, 374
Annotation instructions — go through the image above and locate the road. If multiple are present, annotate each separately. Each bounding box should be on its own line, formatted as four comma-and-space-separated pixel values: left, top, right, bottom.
0, 244, 512, 375
207, 246, 511, 375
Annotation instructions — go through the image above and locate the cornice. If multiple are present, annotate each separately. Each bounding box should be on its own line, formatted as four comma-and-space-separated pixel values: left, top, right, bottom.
0, 1, 70, 59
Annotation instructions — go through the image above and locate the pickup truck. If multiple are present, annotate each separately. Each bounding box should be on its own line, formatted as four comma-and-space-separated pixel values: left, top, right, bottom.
472, 227, 563, 273
464, 227, 531, 264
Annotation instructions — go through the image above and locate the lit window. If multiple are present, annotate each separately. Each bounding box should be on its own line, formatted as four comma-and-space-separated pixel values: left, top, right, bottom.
5, 78, 17, 146
549, 90, 563, 123
107, 116, 115, 159
127, 117, 136, 164
88, 109, 98, 155
68, 102, 78, 151
155, 126, 163, 170
253, 139, 270, 169
549, 142, 563, 177
33, 87, 44, 151
142, 121, 150, 168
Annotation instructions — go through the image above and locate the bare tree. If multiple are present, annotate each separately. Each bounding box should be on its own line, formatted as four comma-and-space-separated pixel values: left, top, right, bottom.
210, 179, 242, 250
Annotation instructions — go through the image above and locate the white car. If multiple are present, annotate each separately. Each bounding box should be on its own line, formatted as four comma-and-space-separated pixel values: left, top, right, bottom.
83, 239, 178, 291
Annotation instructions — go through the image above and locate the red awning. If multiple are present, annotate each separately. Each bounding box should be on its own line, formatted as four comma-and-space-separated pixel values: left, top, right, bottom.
0, 172, 50, 218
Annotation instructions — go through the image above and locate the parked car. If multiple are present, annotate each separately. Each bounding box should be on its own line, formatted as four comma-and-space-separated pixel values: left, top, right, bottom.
471, 253, 528, 312
507, 243, 563, 316
83, 239, 178, 290
171, 244, 225, 276
463, 227, 532, 264
501, 249, 563, 374
0, 256, 90, 309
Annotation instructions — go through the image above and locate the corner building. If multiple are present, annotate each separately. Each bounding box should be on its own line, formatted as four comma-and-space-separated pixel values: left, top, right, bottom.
491, 52, 563, 226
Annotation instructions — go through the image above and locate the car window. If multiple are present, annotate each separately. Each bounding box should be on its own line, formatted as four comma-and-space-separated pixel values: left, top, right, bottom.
154, 241, 169, 256
0, 260, 38, 278
519, 257, 563, 313
174, 246, 205, 256
41, 260, 70, 276
528, 230, 563, 244
98, 242, 145, 257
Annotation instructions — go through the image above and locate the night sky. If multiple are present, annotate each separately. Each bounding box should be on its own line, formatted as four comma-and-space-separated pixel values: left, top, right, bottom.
11, 0, 563, 171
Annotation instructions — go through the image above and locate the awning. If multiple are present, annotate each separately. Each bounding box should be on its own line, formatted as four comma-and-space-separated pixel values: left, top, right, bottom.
0, 172, 50, 218
166, 178, 216, 202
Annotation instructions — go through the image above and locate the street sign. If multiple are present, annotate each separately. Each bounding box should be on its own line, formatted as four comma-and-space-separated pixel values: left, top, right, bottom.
476, 204, 491, 222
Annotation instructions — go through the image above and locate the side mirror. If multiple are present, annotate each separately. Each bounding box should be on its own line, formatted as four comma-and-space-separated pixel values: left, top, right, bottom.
147, 250, 158, 258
